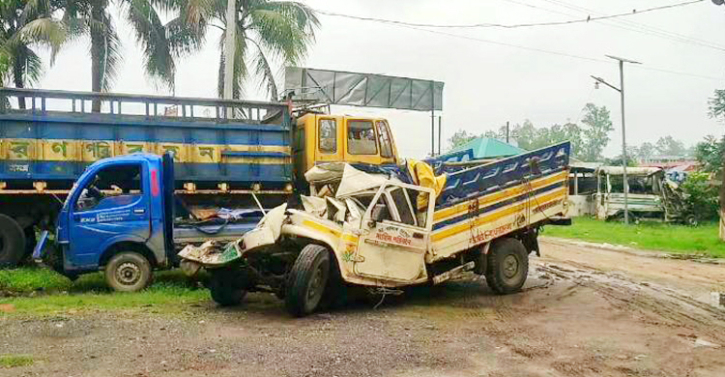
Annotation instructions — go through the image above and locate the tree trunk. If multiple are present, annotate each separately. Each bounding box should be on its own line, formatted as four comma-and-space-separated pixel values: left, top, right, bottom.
90, 6, 104, 112
12, 51, 26, 110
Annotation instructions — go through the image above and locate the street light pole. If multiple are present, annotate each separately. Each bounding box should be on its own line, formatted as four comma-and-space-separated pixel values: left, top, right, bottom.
618, 59, 629, 225
591, 55, 641, 225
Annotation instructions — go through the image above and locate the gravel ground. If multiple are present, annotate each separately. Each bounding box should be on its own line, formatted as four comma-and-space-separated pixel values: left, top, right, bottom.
2, 239, 725, 377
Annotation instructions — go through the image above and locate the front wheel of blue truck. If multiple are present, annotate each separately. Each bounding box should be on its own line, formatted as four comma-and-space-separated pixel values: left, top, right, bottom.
105, 252, 153, 292
485, 238, 529, 295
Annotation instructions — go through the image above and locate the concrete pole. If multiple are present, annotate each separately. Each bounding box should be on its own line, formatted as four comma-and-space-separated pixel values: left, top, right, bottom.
619, 60, 629, 225
223, 0, 237, 106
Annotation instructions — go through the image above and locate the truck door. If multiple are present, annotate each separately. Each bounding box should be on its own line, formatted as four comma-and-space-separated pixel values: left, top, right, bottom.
66, 162, 150, 267
314, 116, 343, 164
353, 184, 433, 283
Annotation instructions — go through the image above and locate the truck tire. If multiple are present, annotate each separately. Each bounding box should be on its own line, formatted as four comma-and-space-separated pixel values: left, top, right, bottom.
0, 214, 26, 268
285, 244, 330, 317
209, 269, 247, 307
105, 252, 153, 292
486, 238, 529, 295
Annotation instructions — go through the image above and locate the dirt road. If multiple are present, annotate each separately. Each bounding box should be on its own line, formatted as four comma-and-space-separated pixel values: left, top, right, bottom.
2, 238, 725, 377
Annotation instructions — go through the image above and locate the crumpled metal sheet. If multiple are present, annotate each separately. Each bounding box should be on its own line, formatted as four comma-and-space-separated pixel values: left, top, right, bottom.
178, 204, 287, 267
178, 240, 241, 266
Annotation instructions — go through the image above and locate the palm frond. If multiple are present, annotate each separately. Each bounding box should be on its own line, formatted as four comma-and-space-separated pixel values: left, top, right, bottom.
15, 17, 67, 64
247, 2, 318, 65
248, 38, 277, 100
24, 47, 44, 85
20, 0, 52, 25
166, 16, 205, 55
178, 0, 216, 31
124, 0, 175, 90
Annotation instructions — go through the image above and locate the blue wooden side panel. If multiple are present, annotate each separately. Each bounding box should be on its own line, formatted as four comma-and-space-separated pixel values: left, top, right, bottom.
437, 142, 571, 210
0, 113, 292, 188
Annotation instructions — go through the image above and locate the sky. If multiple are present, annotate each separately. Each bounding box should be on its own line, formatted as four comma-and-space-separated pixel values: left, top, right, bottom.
32, 0, 725, 159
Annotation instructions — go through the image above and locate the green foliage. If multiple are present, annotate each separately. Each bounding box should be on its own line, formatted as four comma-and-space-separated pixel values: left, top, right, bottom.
708, 89, 725, 120
0, 267, 71, 293
449, 103, 612, 160
448, 129, 478, 149
0, 269, 208, 315
635, 142, 656, 162
449, 120, 582, 155
655, 135, 686, 157
0, 0, 67, 89
0, 354, 34, 368
580, 103, 614, 162
695, 135, 725, 173
544, 217, 725, 258
680, 172, 719, 221
174, 0, 319, 99
60, 0, 193, 93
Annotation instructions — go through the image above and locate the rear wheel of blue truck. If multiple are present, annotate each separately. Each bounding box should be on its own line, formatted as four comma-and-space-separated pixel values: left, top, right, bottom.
486, 238, 529, 295
105, 252, 153, 292
0, 214, 26, 268
285, 244, 330, 317
209, 268, 247, 306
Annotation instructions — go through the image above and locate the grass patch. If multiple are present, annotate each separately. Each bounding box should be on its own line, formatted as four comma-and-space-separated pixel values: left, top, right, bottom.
0, 269, 210, 316
0, 354, 34, 368
544, 217, 725, 258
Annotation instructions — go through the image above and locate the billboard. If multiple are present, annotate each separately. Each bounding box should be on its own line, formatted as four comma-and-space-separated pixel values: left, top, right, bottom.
285, 67, 443, 111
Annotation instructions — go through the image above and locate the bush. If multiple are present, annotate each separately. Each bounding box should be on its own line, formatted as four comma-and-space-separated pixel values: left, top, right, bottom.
680, 172, 719, 221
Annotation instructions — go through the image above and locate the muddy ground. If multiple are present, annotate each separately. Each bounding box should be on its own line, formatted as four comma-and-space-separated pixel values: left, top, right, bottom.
2, 238, 725, 377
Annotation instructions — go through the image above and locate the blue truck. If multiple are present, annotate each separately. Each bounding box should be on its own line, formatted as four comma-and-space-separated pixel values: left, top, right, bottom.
32, 153, 265, 290
0, 88, 293, 273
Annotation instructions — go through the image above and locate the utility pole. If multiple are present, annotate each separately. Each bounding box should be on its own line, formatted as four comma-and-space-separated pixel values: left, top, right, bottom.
223, 0, 237, 108
591, 55, 641, 225
506, 121, 510, 143
438, 116, 442, 156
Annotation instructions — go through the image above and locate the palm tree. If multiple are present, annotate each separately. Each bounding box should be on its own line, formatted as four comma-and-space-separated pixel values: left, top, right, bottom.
60, 0, 202, 111
0, 0, 67, 108
183, 0, 319, 100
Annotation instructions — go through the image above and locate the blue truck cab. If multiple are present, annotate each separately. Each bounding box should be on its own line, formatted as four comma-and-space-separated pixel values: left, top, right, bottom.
34, 152, 260, 291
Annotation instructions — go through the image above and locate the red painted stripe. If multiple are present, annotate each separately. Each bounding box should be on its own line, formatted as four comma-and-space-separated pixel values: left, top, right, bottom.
151, 169, 159, 197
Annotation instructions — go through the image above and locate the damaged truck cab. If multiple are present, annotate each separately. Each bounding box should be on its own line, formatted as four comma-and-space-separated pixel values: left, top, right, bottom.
180, 142, 572, 317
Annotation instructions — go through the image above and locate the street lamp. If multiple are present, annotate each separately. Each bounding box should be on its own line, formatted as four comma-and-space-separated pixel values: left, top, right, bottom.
591, 55, 641, 225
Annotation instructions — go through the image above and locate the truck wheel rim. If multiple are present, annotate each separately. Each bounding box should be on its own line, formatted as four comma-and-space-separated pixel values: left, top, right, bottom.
503, 255, 519, 279
307, 267, 324, 302
117, 262, 141, 285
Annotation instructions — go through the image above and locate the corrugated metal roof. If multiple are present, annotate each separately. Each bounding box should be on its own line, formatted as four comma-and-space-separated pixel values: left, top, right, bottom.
448, 137, 525, 159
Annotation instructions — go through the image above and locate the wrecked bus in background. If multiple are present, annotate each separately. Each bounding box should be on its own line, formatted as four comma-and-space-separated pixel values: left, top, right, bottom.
179, 142, 572, 317
595, 166, 696, 224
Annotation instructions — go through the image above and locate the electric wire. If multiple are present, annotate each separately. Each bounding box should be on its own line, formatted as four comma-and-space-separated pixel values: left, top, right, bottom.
531, 0, 725, 52
314, 0, 704, 29
316, 10, 725, 81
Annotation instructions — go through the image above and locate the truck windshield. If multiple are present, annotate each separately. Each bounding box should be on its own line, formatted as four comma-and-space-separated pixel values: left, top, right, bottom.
348, 120, 377, 155
75, 164, 143, 212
